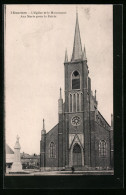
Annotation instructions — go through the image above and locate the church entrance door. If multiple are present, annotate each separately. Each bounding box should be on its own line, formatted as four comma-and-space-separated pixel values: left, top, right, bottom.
73, 143, 82, 167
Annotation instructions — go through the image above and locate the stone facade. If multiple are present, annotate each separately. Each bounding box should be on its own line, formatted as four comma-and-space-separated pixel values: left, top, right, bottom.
40, 12, 113, 171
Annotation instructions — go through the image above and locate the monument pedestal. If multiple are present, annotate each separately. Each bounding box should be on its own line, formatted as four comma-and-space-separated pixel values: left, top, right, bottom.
11, 162, 22, 172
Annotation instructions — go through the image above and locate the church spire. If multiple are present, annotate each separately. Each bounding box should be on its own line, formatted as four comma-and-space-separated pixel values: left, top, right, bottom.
71, 10, 82, 61
64, 49, 68, 62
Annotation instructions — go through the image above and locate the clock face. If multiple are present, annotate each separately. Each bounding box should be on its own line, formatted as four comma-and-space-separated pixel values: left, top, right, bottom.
71, 116, 81, 126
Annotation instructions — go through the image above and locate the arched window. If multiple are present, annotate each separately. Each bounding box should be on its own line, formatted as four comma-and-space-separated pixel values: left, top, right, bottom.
73, 94, 76, 112
50, 142, 56, 158
99, 140, 107, 157
69, 94, 72, 112
77, 93, 79, 111
72, 71, 80, 89
81, 93, 83, 111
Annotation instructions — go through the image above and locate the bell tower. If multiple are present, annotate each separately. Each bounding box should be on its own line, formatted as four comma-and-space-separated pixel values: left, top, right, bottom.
64, 11, 91, 167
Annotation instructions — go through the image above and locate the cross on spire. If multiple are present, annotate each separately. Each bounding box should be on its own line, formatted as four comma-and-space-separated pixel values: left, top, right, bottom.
76, 5, 78, 15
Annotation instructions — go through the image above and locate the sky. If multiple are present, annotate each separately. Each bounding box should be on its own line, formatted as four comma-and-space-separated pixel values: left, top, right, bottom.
5, 4, 113, 155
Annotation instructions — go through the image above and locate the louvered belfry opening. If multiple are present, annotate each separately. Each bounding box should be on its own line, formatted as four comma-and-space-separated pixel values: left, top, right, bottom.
72, 71, 80, 89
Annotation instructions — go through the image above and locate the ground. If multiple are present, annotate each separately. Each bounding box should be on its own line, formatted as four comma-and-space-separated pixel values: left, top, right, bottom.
5, 169, 114, 176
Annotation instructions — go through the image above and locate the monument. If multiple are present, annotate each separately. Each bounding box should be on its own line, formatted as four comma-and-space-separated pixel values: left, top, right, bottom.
11, 135, 22, 172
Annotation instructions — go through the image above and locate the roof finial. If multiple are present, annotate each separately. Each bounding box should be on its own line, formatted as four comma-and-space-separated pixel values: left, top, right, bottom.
43, 118, 45, 130
95, 90, 97, 99
82, 45, 87, 60
60, 87, 62, 99
111, 114, 113, 130
64, 49, 68, 62
84, 45, 86, 53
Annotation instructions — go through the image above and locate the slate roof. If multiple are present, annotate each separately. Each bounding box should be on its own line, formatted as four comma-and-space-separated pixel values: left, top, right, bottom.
6, 144, 14, 154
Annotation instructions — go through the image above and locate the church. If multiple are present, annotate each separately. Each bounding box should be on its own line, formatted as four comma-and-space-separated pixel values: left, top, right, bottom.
40, 12, 114, 171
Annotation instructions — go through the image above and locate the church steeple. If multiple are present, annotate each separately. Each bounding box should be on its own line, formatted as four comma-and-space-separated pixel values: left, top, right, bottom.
71, 11, 82, 61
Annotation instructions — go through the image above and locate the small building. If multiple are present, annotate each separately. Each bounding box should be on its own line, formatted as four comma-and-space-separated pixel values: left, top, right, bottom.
6, 144, 14, 172
21, 152, 40, 169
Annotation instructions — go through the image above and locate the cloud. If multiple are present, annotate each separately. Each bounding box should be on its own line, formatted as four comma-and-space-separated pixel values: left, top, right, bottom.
81, 7, 90, 20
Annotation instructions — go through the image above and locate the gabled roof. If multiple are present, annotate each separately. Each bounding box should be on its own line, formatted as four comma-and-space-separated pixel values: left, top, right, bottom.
98, 110, 110, 127
6, 144, 14, 154
46, 123, 58, 136
69, 134, 84, 150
